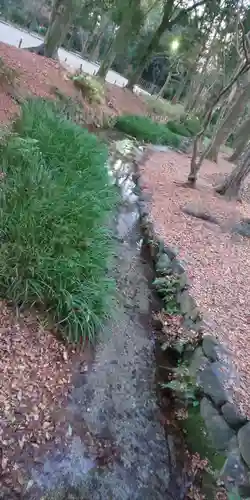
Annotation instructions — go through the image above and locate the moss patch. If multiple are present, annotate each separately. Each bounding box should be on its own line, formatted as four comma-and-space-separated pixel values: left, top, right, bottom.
182, 405, 226, 470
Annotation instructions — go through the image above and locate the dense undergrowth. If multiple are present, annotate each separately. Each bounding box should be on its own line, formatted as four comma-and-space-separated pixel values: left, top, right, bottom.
0, 98, 117, 343
114, 114, 201, 146
115, 115, 181, 147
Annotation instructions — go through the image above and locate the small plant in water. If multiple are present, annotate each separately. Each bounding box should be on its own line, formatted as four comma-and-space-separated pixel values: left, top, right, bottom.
153, 275, 181, 314
161, 364, 199, 406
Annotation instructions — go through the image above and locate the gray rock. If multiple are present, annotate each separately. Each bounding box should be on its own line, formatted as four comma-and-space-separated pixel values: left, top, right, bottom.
238, 423, 250, 467
178, 291, 199, 321
202, 335, 219, 362
163, 245, 179, 261
189, 347, 209, 379
199, 361, 230, 407
232, 218, 250, 238
178, 272, 190, 290
221, 402, 247, 429
138, 200, 149, 217
220, 447, 250, 492
156, 253, 172, 273
172, 259, 186, 275
200, 397, 235, 451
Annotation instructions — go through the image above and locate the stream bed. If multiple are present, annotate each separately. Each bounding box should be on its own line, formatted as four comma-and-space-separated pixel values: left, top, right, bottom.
27, 139, 187, 500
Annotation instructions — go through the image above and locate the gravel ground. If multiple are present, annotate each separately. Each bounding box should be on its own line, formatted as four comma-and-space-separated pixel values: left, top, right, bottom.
140, 149, 250, 417
0, 42, 148, 125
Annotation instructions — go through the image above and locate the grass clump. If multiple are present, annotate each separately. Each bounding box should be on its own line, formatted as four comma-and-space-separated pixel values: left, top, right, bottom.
0, 98, 117, 343
183, 116, 201, 136
71, 72, 105, 104
143, 95, 185, 119
115, 114, 181, 148
166, 120, 191, 137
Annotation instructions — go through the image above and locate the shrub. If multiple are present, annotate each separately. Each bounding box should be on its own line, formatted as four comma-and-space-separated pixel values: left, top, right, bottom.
0, 99, 117, 343
0, 57, 18, 87
183, 116, 201, 136
115, 115, 181, 148
71, 73, 105, 104
143, 95, 185, 119
166, 120, 191, 137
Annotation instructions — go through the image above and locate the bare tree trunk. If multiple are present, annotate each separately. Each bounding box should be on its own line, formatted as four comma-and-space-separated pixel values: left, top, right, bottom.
215, 146, 250, 198
157, 71, 172, 98
28, 0, 75, 58
187, 57, 250, 185
97, 16, 132, 79
88, 16, 109, 62
206, 85, 250, 162
173, 73, 187, 102
228, 115, 250, 162
79, 28, 90, 56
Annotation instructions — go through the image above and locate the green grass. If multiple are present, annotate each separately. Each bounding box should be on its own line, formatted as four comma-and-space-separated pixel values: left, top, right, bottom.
143, 95, 185, 119
0, 98, 117, 343
166, 120, 191, 137
183, 116, 201, 136
115, 115, 181, 148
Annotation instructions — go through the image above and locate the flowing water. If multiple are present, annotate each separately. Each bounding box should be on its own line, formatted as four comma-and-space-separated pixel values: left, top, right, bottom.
27, 139, 186, 500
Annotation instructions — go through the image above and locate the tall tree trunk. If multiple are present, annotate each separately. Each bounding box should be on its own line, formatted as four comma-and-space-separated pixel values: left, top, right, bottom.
88, 16, 109, 62
206, 84, 250, 162
126, 0, 206, 90
28, 0, 75, 58
215, 146, 250, 198
173, 73, 187, 102
97, 15, 133, 79
187, 59, 250, 185
228, 115, 250, 162
79, 28, 90, 56
157, 71, 172, 98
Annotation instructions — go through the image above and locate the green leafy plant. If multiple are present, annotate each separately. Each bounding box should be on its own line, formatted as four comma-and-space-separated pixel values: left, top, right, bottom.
152, 276, 180, 314
183, 116, 201, 136
114, 115, 181, 148
0, 98, 117, 343
166, 120, 191, 137
162, 364, 199, 405
71, 73, 105, 104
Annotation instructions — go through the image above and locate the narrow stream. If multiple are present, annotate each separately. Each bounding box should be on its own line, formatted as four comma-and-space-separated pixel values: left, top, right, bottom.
28, 139, 186, 500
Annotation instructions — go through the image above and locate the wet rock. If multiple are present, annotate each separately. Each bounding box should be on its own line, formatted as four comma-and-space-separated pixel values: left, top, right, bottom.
189, 347, 209, 379
200, 397, 235, 451
138, 200, 149, 217
221, 402, 247, 429
178, 291, 199, 321
156, 253, 172, 273
199, 361, 230, 407
202, 335, 219, 362
220, 447, 250, 493
238, 423, 250, 467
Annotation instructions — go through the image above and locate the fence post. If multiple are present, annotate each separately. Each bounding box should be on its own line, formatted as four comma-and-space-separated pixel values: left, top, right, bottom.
18, 38, 22, 48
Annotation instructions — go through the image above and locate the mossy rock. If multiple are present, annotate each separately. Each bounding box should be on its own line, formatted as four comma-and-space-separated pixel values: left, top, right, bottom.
182, 405, 226, 471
